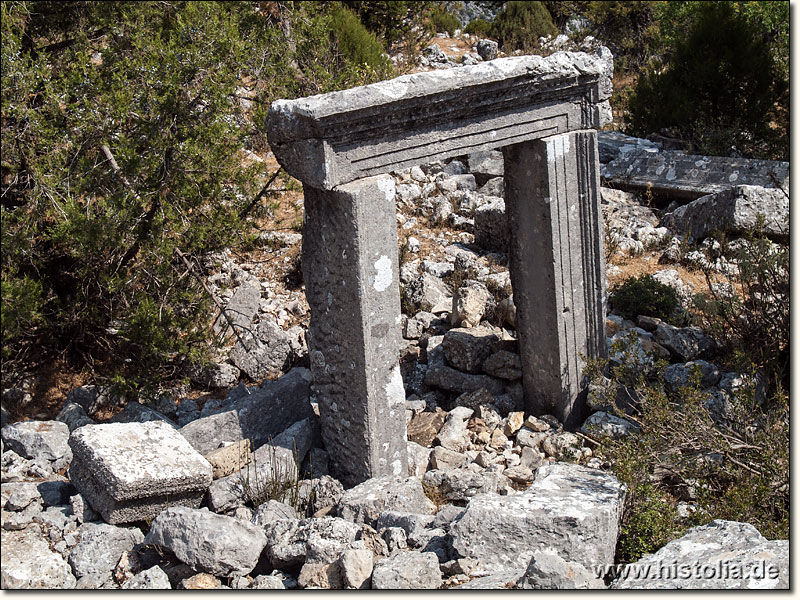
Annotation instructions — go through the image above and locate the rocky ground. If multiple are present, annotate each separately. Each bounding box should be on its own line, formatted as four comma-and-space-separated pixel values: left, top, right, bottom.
0, 35, 790, 590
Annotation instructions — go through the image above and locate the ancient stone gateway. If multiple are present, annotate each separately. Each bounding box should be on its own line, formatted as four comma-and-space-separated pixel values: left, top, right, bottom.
266, 50, 613, 486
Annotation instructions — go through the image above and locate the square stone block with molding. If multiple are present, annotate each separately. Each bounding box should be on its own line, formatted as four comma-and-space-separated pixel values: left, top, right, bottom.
69, 421, 213, 524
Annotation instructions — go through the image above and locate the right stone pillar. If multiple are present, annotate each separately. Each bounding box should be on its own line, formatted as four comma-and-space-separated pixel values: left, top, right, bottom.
503, 130, 607, 429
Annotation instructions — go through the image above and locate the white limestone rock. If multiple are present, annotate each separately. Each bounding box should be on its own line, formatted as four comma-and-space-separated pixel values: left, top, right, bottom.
68, 421, 212, 524
515, 549, 605, 589
68, 522, 144, 583
144, 506, 267, 577
372, 550, 442, 589
1, 420, 70, 463
612, 520, 788, 589
1, 525, 77, 589
334, 476, 434, 527
450, 462, 625, 572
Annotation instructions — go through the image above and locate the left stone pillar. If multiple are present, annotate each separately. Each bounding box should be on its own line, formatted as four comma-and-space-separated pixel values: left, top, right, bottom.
302, 174, 408, 487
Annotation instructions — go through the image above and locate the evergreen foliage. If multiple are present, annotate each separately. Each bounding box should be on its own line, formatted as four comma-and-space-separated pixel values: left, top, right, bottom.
489, 1, 558, 52
626, 1, 787, 159
1, 1, 394, 391
608, 274, 681, 324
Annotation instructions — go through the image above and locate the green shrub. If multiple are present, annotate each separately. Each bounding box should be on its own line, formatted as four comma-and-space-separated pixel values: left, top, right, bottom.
464, 18, 492, 37
490, 1, 558, 52
430, 6, 461, 36
626, 1, 787, 159
608, 274, 681, 323
0, 1, 395, 392
593, 350, 789, 563
693, 230, 789, 388
329, 4, 393, 75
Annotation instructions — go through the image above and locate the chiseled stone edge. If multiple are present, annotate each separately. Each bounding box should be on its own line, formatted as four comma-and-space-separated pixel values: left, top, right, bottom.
69, 459, 206, 525
68, 422, 212, 502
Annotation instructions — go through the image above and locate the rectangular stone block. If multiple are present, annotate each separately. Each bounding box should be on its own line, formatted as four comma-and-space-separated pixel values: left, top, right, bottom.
68, 422, 212, 524
602, 149, 789, 200
267, 52, 613, 189
450, 463, 625, 572
303, 174, 408, 486
504, 131, 606, 428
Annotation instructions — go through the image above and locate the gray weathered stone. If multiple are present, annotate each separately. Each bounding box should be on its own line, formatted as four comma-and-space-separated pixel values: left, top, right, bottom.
214, 279, 261, 338
267, 52, 612, 190
434, 406, 473, 453
121, 566, 172, 589
303, 175, 407, 487
68, 421, 212, 524
424, 365, 505, 396
473, 197, 508, 252
204, 439, 251, 479
654, 322, 715, 362
603, 150, 789, 200
662, 360, 721, 393
1, 525, 77, 589
580, 411, 640, 439
453, 571, 525, 589
596, 130, 660, 163
407, 441, 432, 478
178, 410, 243, 455
515, 549, 605, 589
482, 350, 522, 380
56, 402, 95, 432
475, 39, 498, 62
404, 272, 451, 314
107, 402, 176, 427
372, 551, 442, 589
338, 542, 374, 589
1, 420, 70, 462
450, 462, 625, 572
252, 499, 299, 525
68, 522, 144, 581
229, 319, 293, 381
145, 506, 267, 577
611, 520, 788, 589
504, 132, 607, 428
334, 476, 434, 527
430, 446, 469, 471
423, 467, 506, 502
263, 516, 361, 570
223, 367, 314, 448
665, 185, 788, 241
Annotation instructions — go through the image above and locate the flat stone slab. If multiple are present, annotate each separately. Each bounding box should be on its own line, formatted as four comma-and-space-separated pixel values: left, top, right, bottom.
611, 520, 788, 589
450, 462, 625, 572
68, 421, 212, 524
602, 149, 789, 200
1, 525, 77, 589
267, 51, 612, 189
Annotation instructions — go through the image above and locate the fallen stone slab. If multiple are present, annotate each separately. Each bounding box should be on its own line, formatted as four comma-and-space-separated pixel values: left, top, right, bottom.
145, 506, 267, 577
664, 185, 788, 241
223, 367, 314, 449
214, 278, 261, 338
602, 149, 789, 200
371, 551, 443, 589
1, 420, 70, 462
334, 476, 434, 528
611, 519, 788, 589
443, 327, 498, 373
68, 421, 213, 524
1, 525, 77, 589
450, 462, 625, 572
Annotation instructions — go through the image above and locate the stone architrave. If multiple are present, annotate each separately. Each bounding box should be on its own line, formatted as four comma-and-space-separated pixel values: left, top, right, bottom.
266, 50, 613, 485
